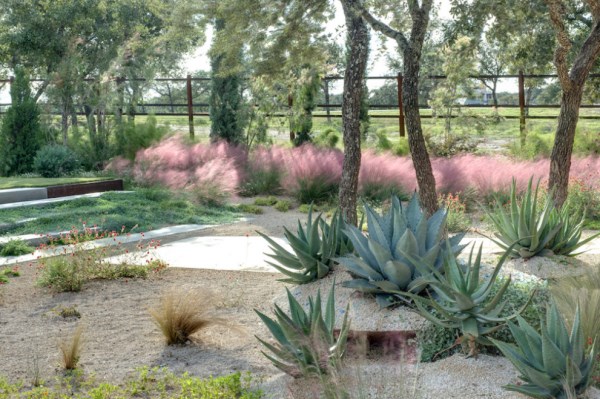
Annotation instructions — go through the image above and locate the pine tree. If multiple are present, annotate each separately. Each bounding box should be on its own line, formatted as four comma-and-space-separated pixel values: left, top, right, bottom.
0, 68, 43, 176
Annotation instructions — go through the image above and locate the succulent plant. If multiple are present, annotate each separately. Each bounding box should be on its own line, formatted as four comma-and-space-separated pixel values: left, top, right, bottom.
488, 178, 600, 259
491, 302, 597, 399
255, 282, 350, 378
337, 194, 465, 308
409, 243, 530, 357
545, 203, 600, 256
259, 207, 353, 284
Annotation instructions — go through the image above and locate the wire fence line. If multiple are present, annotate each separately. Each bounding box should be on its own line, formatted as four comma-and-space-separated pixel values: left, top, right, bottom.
0, 72, 599, 138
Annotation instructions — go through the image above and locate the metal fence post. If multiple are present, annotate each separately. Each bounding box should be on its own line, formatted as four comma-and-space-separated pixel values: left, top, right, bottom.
397, 73, 406, 137
186, 74, 195, 139
518, 70, 526, 146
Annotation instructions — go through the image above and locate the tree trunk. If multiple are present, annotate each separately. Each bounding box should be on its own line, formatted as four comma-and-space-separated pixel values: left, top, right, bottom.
403, 55, 438, 216
549, 86, 584, 206
339, 0, 369, 226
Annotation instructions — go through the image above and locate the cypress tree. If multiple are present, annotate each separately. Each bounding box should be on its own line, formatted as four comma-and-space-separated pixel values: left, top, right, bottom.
0, 68, 43, 176
209, 19, 244, 144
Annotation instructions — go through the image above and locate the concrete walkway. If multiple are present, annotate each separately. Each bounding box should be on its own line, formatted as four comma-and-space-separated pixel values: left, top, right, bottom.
2, 223, 599, 271
0, 191, 131, 210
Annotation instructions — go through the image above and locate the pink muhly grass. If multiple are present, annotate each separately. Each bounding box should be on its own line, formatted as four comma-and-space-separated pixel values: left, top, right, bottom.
104, 156, 132, 177
359, 150, 417, 195
279, 144, 343, 196
130, 137, 245, 200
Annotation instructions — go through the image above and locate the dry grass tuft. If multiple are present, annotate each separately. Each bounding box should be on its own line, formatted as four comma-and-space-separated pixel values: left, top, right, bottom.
551, 269, 600, 342
149, 289, 229, 345
59, 324, 84, 371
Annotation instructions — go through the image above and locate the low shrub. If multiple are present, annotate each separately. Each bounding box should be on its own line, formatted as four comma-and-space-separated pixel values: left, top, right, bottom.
0, 368, 263, 398
238, 204, 263, 214
33, 145, 80, 178
0, 266, 20, 284
274, 200, 291, 212
240, 146, 283, 196
54, 305, 81, 319
506, 132, 553, 160
314, 128, 341, 148
438, 193, 470, 233
149, 289, 229, 345
116, 115, 168, 160
254, 196, 278, 206
0, 239, 34, 256
36, 228, 165, 292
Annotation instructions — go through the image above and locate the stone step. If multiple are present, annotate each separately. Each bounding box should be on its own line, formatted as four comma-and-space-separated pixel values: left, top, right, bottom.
0, 188, 47, 205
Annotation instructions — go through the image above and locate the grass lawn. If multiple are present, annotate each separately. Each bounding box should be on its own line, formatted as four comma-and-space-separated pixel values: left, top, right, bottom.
0, 188, 241, 236
0, 177, 111, 190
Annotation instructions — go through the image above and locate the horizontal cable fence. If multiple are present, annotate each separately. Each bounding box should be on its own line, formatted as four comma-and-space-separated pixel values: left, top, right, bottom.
0, 72, 599, 138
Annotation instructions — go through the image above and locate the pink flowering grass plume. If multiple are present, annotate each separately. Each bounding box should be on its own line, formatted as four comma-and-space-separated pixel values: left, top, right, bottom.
131, 136, 246, 203
358, 150, 416, 200
104, 156, 132, 177
279, 144, 343, 202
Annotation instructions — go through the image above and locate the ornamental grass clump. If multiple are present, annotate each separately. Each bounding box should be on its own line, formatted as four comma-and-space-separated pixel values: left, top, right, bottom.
337, 194, 465, 308
259, 207, 353, 284
491, 303, 597, 399
59, 325, 84, 371
410, 243, 531, 357
255, 282, 350, 379
149, 289, 229, 345
487, 178, 599, 258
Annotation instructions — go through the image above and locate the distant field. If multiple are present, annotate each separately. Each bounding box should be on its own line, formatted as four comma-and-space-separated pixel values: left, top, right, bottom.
0, 177, 110, 190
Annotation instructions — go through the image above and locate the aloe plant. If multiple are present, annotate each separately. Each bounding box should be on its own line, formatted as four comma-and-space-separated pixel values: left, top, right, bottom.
337, 194, 465, 308
546, 203, 600, 256
491, 303, 597, 399
487, 178, 560, 258
259, 207, 353, 284
409, 243, 530, 357
255, 282, 350, 378
488, 178, 599, 258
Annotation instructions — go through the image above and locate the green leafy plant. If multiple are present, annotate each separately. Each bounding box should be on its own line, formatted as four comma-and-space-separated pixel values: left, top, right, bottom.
33, 144, 81, 178
258, 207, 352, 284
255, 282, 350, 379
0, 266, 20, 284
438, 192, 470, 233
238, 204, 263, 214
149, 289, 229, 345
487, 178, 558, 258
254, 196, 278, 206
0, 67, 43, 176
410, 243, 531, 357
487, 178, 599, 258
491, 303, 597, 399
274, 200, 291, 212
337, 194, 465, 308
0, 239, 34, 256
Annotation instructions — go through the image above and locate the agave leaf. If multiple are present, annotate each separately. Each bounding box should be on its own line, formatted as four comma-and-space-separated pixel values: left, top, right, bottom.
406, 193, 422, 229
255, 310, 291, 347
365, 203, 391, 248
381, 260, 412, 289
374, 294, 397, 308
343, 226, 379, 269
371, 280, 401, 292
342, 278, 382, 294
336, 256, 383, 280
426, 209, 447, 249
367, 239, 393, 267
324, 282, 336, 333
461, 317, 480, 338
541, 328, 567, 378
502, 383, 553, 399
570, 305, 584, 366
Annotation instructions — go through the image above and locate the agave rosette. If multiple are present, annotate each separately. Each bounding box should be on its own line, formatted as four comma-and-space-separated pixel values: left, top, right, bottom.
337, 194, 466, 308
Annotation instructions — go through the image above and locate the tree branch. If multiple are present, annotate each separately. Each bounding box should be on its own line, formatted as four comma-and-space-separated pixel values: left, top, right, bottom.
355, 4, 410, 52
545, 0, 573, 90
570, 20, 600, 84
